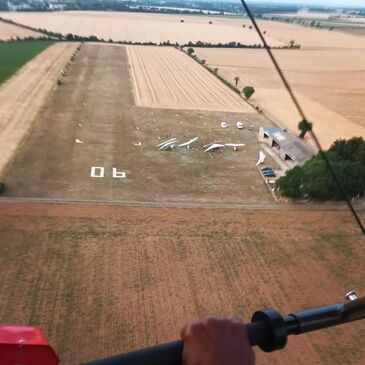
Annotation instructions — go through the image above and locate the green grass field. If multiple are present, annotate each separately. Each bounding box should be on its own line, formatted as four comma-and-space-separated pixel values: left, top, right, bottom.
0, 40, 54, 85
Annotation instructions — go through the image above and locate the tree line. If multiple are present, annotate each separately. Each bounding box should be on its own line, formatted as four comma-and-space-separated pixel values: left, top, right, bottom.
276, 137, 365, 201
184, 40, 300, 49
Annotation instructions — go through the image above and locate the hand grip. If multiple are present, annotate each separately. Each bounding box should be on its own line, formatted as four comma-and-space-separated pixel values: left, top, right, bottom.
84, 321, 269, 365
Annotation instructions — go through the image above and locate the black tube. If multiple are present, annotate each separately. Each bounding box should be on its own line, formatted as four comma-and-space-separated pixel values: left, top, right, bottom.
84, 299, 364, 365
288, 304, 344, 334
85, 341, 183, 365
84, 322, 269, 365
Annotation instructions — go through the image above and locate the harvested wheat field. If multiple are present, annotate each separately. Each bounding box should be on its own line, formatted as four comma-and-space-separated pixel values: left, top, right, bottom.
0, 19, 41, 40
253, 20, 365, 50
128, 46, 250, 112
0, 42, 80, 177
0, 202, 364, 364
195, 47, 365, 149
2, 11, 365, 49
0, 11, 280, 45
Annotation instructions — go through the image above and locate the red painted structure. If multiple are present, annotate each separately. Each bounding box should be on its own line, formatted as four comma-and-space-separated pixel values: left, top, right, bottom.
0, 325, 59, 365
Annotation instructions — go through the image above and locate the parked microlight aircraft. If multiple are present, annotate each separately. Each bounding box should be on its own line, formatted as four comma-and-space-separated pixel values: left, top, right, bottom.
225, 143, 245, 151
158, 138, 178, 150
156, 138, 176, 147
179, 137, 199, 148
204, 143, 225, 152
203, 140, 221, 148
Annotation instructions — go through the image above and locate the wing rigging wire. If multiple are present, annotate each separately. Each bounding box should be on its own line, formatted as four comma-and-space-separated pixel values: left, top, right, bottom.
240, 0, 365, 236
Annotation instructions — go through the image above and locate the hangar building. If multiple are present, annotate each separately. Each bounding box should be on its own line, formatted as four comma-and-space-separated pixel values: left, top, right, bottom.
259, 127, 313, 166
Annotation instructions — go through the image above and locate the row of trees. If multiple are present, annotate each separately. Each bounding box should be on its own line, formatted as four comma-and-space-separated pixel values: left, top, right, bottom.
186, 48, 256, 100
276, 137, 365, 200
184, 40, 300, 49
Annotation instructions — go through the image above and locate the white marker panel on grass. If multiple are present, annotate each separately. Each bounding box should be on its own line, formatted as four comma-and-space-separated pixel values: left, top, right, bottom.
90, 167, 126, 179
90, 166, 105, 178
113, 168, 126, 179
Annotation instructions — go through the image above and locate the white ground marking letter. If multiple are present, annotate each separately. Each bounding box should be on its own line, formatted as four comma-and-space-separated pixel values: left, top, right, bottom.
113, 168, 126, 179
90, 167, 105, 178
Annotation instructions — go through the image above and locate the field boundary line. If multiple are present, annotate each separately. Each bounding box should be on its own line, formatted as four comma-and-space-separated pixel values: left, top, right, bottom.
0, 197, 362, 211
125, 46, 142, 106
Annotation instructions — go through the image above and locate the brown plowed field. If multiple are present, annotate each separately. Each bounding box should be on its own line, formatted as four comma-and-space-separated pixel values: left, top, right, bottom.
195, 47, 365, 149
127, 46, 250, 112
0, 202, 364, 364
0, 19, 41, 39
0, 42, 80, 177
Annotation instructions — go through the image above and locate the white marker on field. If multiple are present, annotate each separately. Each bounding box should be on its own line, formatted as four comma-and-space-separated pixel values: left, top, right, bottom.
113, 168, 126, 179
90, 167, 104, 178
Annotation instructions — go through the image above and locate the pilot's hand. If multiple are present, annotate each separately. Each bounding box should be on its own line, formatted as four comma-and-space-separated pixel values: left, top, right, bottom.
181, 316, 255, 365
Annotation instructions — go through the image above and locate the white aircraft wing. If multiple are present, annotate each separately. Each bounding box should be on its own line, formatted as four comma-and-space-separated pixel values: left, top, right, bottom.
157, 138, 176, 147
158, 140, 177, 150
204, 144, 224, 152
225, 143, 245, 147
179, 137, 199, 147
203, 140, 221, 148
256, 150, 266, 166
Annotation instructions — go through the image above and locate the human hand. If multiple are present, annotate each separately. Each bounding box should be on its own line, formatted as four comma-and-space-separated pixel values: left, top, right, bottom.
180, 316, 255, 365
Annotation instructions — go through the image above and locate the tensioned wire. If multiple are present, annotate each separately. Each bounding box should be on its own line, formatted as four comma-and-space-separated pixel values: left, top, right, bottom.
240, 0, 365, 235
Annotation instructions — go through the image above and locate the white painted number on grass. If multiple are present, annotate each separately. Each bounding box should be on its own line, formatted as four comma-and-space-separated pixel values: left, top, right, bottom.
90, 167, 126, 179
112, 168, 126, 179
90, 166, 105, 178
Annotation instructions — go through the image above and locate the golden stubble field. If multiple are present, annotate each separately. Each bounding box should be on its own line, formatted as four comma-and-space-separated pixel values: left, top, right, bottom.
195, 47, 365, 149
127, 45, 251, 112
0, 19, 41, 39
0, 42, 79, 177
0, 11, 283, 45
2, 11, 365, 49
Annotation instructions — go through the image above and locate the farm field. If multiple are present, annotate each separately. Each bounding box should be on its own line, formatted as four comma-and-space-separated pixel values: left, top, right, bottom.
0, 40, 54, 85
195, 47, 365, 149
0, 202, 364, 364
127, 46, 250, 112
2, 11, 365, 49
0, 18, 41, 40
2, 43, 275, 204
253, 20, 365, 49
0, 42, 79, 177
0, 11, 284, 46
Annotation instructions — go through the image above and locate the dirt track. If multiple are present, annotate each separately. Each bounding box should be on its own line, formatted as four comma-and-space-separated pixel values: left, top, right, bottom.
0, 19, 41, 39
0, 202, 364, 365
0, 42, 79, 177
127, 46, 251, 112
3, 43, 274, 204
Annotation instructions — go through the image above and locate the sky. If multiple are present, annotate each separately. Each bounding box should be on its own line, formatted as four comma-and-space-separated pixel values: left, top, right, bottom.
246, 0, 365, 7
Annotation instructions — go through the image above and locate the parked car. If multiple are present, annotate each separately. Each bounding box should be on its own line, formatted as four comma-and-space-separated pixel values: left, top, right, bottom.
261, 167, 273, 172
236, 121, 244, 129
